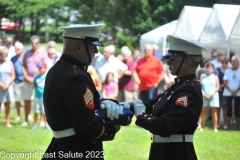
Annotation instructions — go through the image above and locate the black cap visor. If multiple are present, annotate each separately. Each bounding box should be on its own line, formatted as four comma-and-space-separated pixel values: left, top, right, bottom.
91, 41, 104, 46
84, 37, 104, 46
162, 50, 187, 59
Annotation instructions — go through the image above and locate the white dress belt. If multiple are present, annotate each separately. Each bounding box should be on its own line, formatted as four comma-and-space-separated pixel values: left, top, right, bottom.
52, 127, 76, 138
153, 134, 193, 143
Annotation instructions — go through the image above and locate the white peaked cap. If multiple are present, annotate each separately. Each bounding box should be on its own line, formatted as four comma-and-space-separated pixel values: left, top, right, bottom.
58, 24, 105, 46
167, 35, 207, 56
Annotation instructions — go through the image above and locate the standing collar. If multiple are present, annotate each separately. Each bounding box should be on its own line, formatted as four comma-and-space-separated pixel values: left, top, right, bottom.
60, 55, 88, 72
174, 74, 196, 83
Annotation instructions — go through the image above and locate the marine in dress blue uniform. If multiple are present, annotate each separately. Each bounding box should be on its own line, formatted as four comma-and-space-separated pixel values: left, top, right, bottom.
129, 35, 209, 160
42, 24, 133, 160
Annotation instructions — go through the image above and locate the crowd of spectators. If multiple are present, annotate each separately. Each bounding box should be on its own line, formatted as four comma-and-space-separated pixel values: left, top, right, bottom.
0, 35, 58, 129
0, 35, 239, 131
197, 50, 240, 131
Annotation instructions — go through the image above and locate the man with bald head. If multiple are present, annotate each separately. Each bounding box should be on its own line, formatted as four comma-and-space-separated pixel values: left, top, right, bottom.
134, 44, 164, 101
95, 45, 128, 83
108, 44, 116, 55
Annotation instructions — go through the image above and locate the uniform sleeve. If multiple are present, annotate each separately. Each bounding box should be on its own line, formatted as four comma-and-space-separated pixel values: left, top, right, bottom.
136, 86, 201, 137
64, 76, 104, 141
143, 93, 165, 114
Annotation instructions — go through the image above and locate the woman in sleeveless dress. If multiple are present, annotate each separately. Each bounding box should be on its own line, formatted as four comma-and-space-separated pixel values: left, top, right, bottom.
0, 47, 15, 127
200, 63, 220, 132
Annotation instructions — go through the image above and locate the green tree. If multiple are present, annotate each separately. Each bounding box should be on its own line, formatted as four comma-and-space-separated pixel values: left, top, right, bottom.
1, 0, 240, 50
0, 0, 67, 41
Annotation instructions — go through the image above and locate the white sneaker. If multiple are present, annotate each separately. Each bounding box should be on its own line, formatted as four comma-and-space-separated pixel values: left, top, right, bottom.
15, 116, 21, 122
224, 125, 228, 129
28, 115, 33, 121
21, 121, 28, 127
40, 121, 45, 127
6, 124, 12, 127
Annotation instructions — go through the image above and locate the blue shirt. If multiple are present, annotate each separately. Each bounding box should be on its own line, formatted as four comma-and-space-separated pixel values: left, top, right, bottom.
34, 74, 46, 99
11, 55, 24, 83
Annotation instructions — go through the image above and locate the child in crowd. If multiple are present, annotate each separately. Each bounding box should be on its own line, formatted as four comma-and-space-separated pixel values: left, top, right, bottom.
32, 62, 50, 130
102, 72, 118, 100
200, 63, 220, 132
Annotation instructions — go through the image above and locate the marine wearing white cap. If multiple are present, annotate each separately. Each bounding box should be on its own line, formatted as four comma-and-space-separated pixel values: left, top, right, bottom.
164, 35, 207, 57
59, 24, 104, 46
58, 24, 104, 64
163, 35, 208, 75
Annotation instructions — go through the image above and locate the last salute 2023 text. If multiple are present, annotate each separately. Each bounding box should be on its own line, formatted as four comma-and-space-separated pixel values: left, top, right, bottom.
42, 151, 104, 159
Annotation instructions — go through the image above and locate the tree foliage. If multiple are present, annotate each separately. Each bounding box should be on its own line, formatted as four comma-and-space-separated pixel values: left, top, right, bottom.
0, 0, 239, 50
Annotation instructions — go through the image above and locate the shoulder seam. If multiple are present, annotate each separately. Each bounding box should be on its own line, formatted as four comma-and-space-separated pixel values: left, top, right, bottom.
59, 60, 77, 75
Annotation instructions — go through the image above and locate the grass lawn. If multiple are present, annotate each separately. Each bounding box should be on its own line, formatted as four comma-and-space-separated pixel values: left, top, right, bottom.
0, 106, 240, 160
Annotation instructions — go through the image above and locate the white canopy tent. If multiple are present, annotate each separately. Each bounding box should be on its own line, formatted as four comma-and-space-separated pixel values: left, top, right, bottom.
140, 4, 240, 58
229, 11, 240, 50
198, 4, 240, 55
174, 6, 212, 42
140, 20, 178, 56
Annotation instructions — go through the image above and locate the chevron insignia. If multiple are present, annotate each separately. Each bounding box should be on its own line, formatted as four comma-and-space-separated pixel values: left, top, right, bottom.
83, 87, 94, 109
175, 95, 188, 107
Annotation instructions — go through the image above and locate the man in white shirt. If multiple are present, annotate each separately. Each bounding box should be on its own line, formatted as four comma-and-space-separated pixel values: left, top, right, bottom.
95, 45, 128, 83
223, 56, 240, 130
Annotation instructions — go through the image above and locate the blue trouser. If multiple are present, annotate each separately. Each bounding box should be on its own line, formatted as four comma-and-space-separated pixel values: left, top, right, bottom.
140, 86, 158, 102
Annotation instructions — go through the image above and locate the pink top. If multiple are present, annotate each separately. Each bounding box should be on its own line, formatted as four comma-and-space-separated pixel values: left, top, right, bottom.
105, 82, 115, 95
23, 49, 48, 77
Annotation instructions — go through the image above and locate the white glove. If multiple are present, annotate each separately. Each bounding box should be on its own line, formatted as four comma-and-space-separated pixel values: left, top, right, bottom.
119, 102, 131, 109
129, 99, 144, 106
100, 100, 123, 120
130, 99, 146, 117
